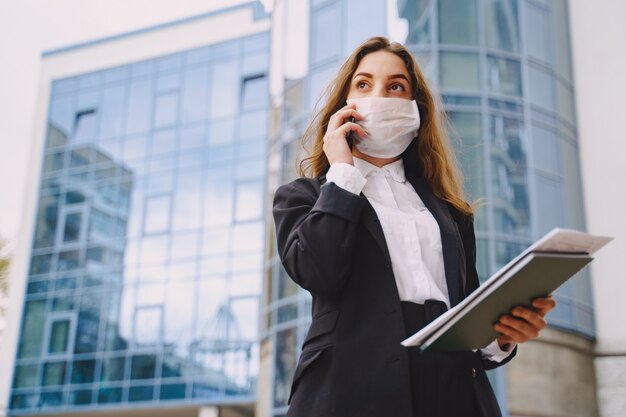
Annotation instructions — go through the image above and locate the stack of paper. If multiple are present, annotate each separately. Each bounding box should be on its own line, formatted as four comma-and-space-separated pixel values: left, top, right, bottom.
401, 228, 613, 352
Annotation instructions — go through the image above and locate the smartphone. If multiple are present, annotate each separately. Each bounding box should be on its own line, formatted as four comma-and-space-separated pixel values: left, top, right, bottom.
346, 116, 356, 150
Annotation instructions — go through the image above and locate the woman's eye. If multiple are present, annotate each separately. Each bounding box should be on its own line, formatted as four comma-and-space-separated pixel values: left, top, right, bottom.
356, 81, 368, 89
390, 84, 405, 92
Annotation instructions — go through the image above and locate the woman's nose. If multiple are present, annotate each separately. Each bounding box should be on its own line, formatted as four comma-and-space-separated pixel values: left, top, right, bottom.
371, 85, 390, 98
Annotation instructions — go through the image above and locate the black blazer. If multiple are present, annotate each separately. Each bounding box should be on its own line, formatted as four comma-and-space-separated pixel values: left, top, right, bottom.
272, 165, 515, 417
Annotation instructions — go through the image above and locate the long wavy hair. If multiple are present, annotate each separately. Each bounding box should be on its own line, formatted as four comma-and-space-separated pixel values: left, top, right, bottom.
298, 36, 472, 215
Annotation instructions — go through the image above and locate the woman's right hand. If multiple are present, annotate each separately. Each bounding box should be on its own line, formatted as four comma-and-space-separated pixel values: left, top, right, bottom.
322, 104, 366, 166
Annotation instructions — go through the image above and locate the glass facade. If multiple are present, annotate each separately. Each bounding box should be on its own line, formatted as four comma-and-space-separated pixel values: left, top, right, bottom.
11, 1, 590, 416
11, 32, 270, 413
267, 0, 590, 416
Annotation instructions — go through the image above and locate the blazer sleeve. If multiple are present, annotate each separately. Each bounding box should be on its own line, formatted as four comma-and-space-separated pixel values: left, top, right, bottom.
272, 178, 366, 298
457, 210, 517, 370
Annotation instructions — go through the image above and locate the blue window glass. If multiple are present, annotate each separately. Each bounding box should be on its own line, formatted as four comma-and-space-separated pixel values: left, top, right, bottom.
311, 4, 341, 65
487, 56, 522, 97
440, 52, 480, 91
182, 66, 209, 124
528, 65, 555, 110
99, 84, 126, 138
71, 389, 93, 405
344, 0, 386, 52
48, 319, 71, 353
71, 359, 95, 383
18, 300, 46, 358
485, 0, 519, 52
100, 356, 125, 381
49, 95, 74, 135
129, 385, 154, 402
439, 0, 478, 45
33, 194, 59, 248
13, 364, 38, 388
160, 383, 186, 400
241, 75, 268, 111
97, 387, 122, 404
42, 361, 67, 386
524, 2, 551, 63
126, 79, 153, 135
210, 58, 240, 119
154, 93, 178, 128
131, 354, 157, 379
235, 181, 263, 221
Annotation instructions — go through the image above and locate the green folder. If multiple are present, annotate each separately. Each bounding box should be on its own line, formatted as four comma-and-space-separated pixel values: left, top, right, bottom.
401, 228, 612, 352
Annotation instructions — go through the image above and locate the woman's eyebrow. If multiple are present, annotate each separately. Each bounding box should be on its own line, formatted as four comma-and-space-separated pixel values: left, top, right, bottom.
387, 74, 410, 82
352, 72, 410, 83
353, 72, 373, 79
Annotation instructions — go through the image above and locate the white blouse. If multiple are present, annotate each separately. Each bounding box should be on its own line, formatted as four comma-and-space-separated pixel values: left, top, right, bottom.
326, 157, 513, 361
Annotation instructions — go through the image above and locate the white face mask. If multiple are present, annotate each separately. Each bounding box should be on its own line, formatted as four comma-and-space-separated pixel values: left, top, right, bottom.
346, 97, 421, 158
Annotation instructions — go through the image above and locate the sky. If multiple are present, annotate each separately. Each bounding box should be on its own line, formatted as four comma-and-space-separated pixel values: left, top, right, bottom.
0, 0, 253, 250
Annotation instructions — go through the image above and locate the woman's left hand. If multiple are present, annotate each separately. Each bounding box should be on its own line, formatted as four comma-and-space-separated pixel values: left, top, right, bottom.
494, 296, 556, 348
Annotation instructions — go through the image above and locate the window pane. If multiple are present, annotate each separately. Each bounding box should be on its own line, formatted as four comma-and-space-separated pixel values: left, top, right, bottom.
524, 2, 551, 63
204, 169, 234, 226
490, 116, 529, 236
126, 79, 153, 135
13, 364, 38, 388
485, 0, 519, 52
63, 213, 82, 242
208, 117, 235, 146
210, 58, 239, 119
239, 110, 268, 142
311, 4, 341, 65
448, 112, 486, 230
273, 328, 297, 407
345, 0, 386, 52
74, 110, 97, 143
131, 354, 157, 379
144, 195, 171, 234
154, 93, 178, 128
528, 65, 555, 110
241, 76, 268, 111
535, 175, 565, 235
99, 84, 126, 138
235, 182, 263, 221
100, 357, 125, 381
532, 124, 560, 175
134, 306, 162, 346
49, 319, 71, 353
49, 95, 74, 136
182, 66, 209, 123
34, 194, 60, 248
487, 57, 522, 96
18, 300, 46, 358
440, 52, 480, 91
439, 0, 478, 45
71, 359, 95, 383
42, 361, 66, 386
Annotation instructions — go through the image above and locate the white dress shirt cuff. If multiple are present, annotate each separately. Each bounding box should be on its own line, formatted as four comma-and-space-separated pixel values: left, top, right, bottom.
479, 339, 516, 363
326, 163, 367, 196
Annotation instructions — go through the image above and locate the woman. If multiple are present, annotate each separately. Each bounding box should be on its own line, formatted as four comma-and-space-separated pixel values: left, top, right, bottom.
272, 37, 554, 417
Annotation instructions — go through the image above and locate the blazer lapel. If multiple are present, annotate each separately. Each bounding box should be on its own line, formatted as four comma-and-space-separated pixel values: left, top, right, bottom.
360, 199, 392, 266
405, 173, 464, 307
320, 173, 393, 266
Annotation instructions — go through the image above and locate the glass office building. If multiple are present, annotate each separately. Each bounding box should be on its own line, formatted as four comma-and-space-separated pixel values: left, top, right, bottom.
10, 18, 270, 413
8, 0, 592, 416
266, 0, 590, 416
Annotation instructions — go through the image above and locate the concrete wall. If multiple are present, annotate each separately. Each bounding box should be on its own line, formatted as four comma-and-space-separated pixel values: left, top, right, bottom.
569, 1, 626, 416
506, 327, 598, 417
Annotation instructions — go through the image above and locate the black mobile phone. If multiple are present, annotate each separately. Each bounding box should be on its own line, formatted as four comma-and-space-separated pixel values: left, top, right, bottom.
346, 116, 356, 150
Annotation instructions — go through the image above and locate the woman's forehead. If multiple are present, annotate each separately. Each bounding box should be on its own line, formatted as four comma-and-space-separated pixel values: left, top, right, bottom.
354, 50, 409, 77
